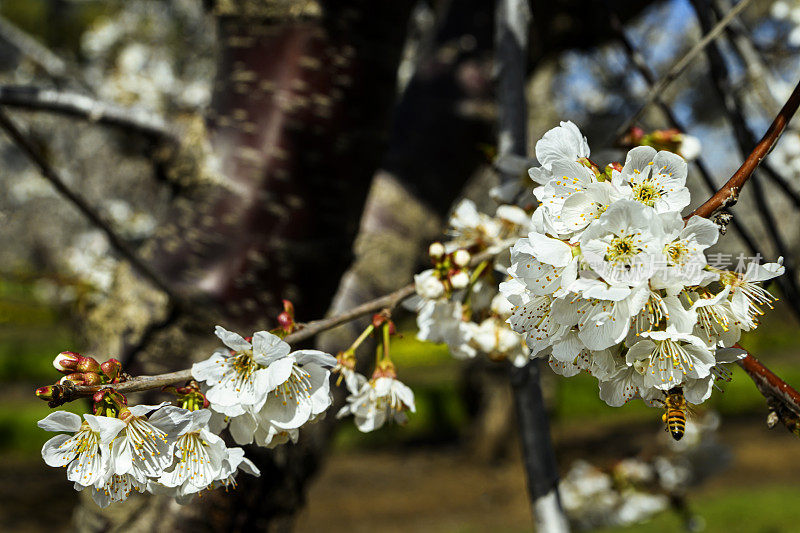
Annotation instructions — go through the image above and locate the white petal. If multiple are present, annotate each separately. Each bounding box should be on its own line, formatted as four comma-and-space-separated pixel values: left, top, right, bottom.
41, 434, 73, 466
293, 349, 337, 368
214, 325, 251, 352
84, 414, 126, 444
38, 411, 81, 432
252, 331, 290, 365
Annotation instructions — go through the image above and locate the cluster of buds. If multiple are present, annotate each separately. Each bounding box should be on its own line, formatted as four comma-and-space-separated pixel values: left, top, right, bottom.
417, 243, 472, 299
52, 351, 124, 387
620, 127, 701, 161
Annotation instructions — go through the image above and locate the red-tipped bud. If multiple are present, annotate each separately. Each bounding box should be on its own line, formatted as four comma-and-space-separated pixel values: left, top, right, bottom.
76, 356, 100, 373
35, 385, 57, 401
53, 351, 80, 373
277, 311, 294, 331
82, 372, 103, 386
61, 373, 85, 385
100, 359, 122, 381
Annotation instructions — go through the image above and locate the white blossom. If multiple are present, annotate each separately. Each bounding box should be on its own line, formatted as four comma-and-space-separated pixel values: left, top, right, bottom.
337, 375, 416, 432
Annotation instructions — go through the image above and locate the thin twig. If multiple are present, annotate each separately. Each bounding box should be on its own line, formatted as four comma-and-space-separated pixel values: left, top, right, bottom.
0, 86, 178, 142
687, 0, 800, 316
0, 108, 181, 303
59, 283, 416, 399
46, 242, 511, 402
613, 0, 755, 141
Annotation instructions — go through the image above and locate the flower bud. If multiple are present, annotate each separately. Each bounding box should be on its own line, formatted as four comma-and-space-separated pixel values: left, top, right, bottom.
490, 294, 514, 318
82, 372, 103, 386
60, 373, 85, 385
450, 270, 470, 289
428, 242, 445, 259
35, 385, 58, 401
76, 356, 100, 373
101, 359, 122, 381
53, 351, 80, 373
277, 311, 294, 331
452, 249, 471, 268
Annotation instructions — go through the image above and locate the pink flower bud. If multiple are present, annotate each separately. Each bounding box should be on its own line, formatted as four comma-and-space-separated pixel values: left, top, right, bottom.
82, 372, 103, 386
277, 311, 294, 332
100, 359, 122, 381
35, 386, 57, 401
60, 373, 85, 385
53, 351, 80, 373
282, 299, 295, 318
76, 356, 100, 373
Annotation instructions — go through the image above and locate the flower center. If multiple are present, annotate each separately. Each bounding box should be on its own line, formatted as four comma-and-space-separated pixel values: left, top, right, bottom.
605, 234, 642, 265
633, 181, 662, 206
229, 351, 257, 379
664, 241, 689, 265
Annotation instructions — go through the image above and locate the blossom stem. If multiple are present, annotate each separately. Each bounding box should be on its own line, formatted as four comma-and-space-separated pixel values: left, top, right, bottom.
381, 322, 392, 364
347, 324, 376, 356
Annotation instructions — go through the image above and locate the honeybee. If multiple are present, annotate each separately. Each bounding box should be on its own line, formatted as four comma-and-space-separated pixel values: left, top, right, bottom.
656, 387, 688, 441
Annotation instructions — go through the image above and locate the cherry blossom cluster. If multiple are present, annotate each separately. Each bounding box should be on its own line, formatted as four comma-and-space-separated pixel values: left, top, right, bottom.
409, 199, 533, 367
500, 121, 784, 407
191, 326, 337, 448
39, 389, 258, 508
38, 308, 419, 507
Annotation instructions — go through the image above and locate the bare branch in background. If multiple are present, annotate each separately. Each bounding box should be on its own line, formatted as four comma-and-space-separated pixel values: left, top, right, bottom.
0, 86, 178, 143
687, 78, 800, 219
613, 0, 755, 142
0, 108, 181, 303
605, 2, 799, 312
688, 0, 800, 317
0, 15, 75, 84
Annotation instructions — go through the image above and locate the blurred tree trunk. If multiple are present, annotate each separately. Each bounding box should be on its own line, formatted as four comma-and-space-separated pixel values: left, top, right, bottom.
74, 2, 416, 531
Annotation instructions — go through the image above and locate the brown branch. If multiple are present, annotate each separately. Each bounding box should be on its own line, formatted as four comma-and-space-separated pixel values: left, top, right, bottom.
688, 76, 800, 219
613, 0, 755, 141
43, 241, 511, 404
0, 86, 178, 142
735, 345, 800, 435
0, 108, 181, 303
50, 282, 414, 402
